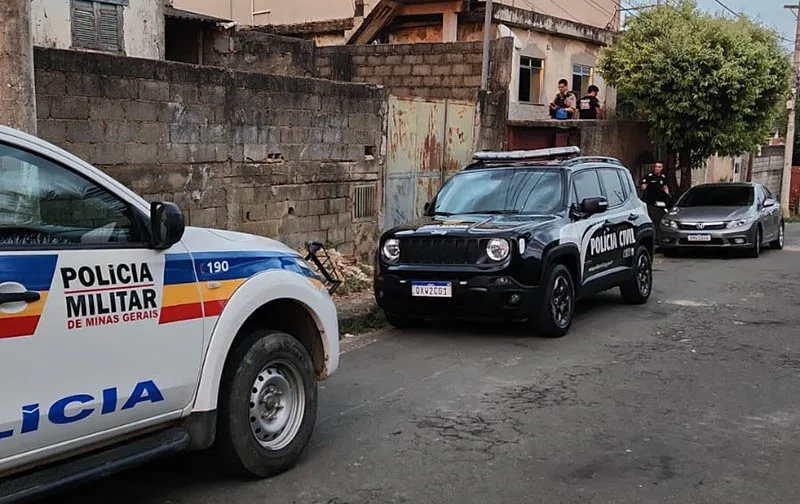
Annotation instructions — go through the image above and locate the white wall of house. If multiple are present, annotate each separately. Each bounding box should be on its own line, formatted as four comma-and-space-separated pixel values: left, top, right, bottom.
504, 25, 616, 122
173, 0, 616, 29
31, 0, 164, 59
173, 0, 376, 26
495, 0, 619, 30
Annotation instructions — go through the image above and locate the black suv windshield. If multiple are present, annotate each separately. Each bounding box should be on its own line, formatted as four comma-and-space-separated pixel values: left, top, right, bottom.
677, 185, 754, 207
432, 168, 564, 215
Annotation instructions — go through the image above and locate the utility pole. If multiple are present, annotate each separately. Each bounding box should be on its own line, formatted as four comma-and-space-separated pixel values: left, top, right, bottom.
0, 0, 37, 134
781, 3, 800, 217
480, 0, 493, 91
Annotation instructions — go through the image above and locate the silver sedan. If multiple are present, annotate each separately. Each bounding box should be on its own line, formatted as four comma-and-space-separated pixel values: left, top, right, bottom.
658, 182, 784, 258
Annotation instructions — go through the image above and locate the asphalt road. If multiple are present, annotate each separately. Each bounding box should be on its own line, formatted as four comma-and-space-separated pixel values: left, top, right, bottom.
48, 225, 800, 504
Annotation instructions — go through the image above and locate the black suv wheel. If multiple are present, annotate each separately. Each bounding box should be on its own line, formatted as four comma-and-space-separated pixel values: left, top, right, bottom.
535, 264, 575, 338
620, 245, 652, 304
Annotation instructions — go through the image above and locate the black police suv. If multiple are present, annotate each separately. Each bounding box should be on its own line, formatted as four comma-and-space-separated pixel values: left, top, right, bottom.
373, 147, 655, 337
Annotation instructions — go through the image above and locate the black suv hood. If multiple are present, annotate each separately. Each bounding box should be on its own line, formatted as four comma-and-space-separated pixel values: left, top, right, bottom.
389, 214, 559, 236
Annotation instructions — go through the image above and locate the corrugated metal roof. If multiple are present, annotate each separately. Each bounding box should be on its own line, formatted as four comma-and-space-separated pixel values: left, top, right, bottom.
164, 6, 231, 24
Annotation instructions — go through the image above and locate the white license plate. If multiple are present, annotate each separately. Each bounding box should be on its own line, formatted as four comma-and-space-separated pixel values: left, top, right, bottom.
411, 281, 452, 298
687, 234, 712, 242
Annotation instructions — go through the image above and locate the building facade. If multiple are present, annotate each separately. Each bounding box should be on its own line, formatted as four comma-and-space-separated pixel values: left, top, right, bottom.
31, 0, 165, 59
172, 0, 618, 31
174, 0, 618, 119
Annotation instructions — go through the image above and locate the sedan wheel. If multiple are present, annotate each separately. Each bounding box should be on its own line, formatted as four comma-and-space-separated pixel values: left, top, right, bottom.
770, 223, 785, 250
747, 228, 761, 258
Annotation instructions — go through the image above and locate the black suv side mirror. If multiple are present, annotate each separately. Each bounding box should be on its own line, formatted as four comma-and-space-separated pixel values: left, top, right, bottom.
580, 197, 609, 216
149, 201, 185, 250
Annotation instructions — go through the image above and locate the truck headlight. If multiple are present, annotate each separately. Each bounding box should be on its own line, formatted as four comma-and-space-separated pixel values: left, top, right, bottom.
382, 238, 400, 262
726, 218, 753, 229
486, 238, 510, 261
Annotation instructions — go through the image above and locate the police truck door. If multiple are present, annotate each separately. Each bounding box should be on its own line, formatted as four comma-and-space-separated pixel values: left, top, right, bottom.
0, 141, 203, 468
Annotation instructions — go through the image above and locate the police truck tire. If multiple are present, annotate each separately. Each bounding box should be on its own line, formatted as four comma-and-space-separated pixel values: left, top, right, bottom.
216, 329, 318, 478
620, 245, 652, 305
535, 264, 575, 338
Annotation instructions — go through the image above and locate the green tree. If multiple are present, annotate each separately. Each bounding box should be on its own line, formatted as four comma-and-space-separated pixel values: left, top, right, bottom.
598, 0, 791, 192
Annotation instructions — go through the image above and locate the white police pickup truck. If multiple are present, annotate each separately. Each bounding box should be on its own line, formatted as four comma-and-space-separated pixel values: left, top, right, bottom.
0, 125, 340, 501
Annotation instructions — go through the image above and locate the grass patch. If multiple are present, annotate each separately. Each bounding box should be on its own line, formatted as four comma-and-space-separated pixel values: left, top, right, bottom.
786, 216, 800, 224
339, 307, 387, 336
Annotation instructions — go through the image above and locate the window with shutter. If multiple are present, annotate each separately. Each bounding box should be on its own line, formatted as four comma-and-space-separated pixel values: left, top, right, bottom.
71, 0, 124, 53
98, 3, 120, 52
72, 0, 97, 49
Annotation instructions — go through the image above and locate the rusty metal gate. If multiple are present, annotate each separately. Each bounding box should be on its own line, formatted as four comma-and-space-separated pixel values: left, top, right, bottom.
385, 96, 476, 230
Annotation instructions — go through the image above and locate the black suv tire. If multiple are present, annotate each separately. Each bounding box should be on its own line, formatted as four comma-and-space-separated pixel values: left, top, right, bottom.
620, 245, 653, 304
535, 264, 575, 338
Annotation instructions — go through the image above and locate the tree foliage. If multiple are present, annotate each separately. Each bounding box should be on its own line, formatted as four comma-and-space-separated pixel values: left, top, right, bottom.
597, 0, 791, 190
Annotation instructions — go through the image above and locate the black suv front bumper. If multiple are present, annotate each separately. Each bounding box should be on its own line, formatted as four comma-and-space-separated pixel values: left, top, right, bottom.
374, 272, 541, 322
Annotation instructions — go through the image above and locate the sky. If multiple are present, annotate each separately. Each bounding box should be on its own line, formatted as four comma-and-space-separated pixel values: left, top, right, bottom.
622, 1, 796, 50
696, 0, 795, 48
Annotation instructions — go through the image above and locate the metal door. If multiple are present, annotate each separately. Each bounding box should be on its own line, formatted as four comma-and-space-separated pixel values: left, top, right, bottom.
385, 96, 476, 230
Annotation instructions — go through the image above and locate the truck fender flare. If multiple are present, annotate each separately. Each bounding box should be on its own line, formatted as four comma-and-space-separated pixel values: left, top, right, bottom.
191, 269, 339, 413
540, 243, 581, 285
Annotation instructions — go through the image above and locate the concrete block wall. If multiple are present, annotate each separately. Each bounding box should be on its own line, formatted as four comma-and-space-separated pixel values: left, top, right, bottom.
33, 47, 386, 256
315, 41, 491, 101
751, 145, 784, 196
204, 30, 317, 78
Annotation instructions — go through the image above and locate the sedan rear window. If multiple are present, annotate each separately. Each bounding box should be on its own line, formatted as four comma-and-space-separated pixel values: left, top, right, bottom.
677, 185, 754, 207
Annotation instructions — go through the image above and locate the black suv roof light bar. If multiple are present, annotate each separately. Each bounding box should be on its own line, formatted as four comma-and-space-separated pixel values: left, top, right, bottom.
471, 146, 581, 162
562, 156, 623, 166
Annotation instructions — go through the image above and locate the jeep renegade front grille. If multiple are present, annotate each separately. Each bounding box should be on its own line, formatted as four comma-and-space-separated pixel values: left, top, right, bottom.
399, 237, 482, 265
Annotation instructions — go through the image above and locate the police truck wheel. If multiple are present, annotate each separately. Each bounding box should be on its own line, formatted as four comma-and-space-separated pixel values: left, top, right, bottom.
620, 246, 652, 305
535, 264, 575, 338
216, 329, 317, 478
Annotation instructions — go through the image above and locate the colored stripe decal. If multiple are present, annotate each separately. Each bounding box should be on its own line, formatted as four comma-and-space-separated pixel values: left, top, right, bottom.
0, 292, 49, 320
0, 315, 41, 339
159, 303, 204, 324
163, 254, 198, 286
203, 299, 227, 318
0, 255, 58, 291
159, 251, 322, 324
161, 283, 203, 307
200, 279, 245, 301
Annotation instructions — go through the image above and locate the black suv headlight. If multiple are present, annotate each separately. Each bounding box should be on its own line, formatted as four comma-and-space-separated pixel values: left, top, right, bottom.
486, 238, 510, 261
382, 238, 400, 263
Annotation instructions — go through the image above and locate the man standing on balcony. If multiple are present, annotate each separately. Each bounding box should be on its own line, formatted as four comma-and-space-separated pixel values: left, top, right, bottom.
549, 79, 577, 119
578, 85, 602, 120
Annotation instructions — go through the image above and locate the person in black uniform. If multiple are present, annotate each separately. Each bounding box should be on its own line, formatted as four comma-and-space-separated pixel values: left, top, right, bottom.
640, 162, 672, 240
578, 85, 602, 119
640, 161, 670, 206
